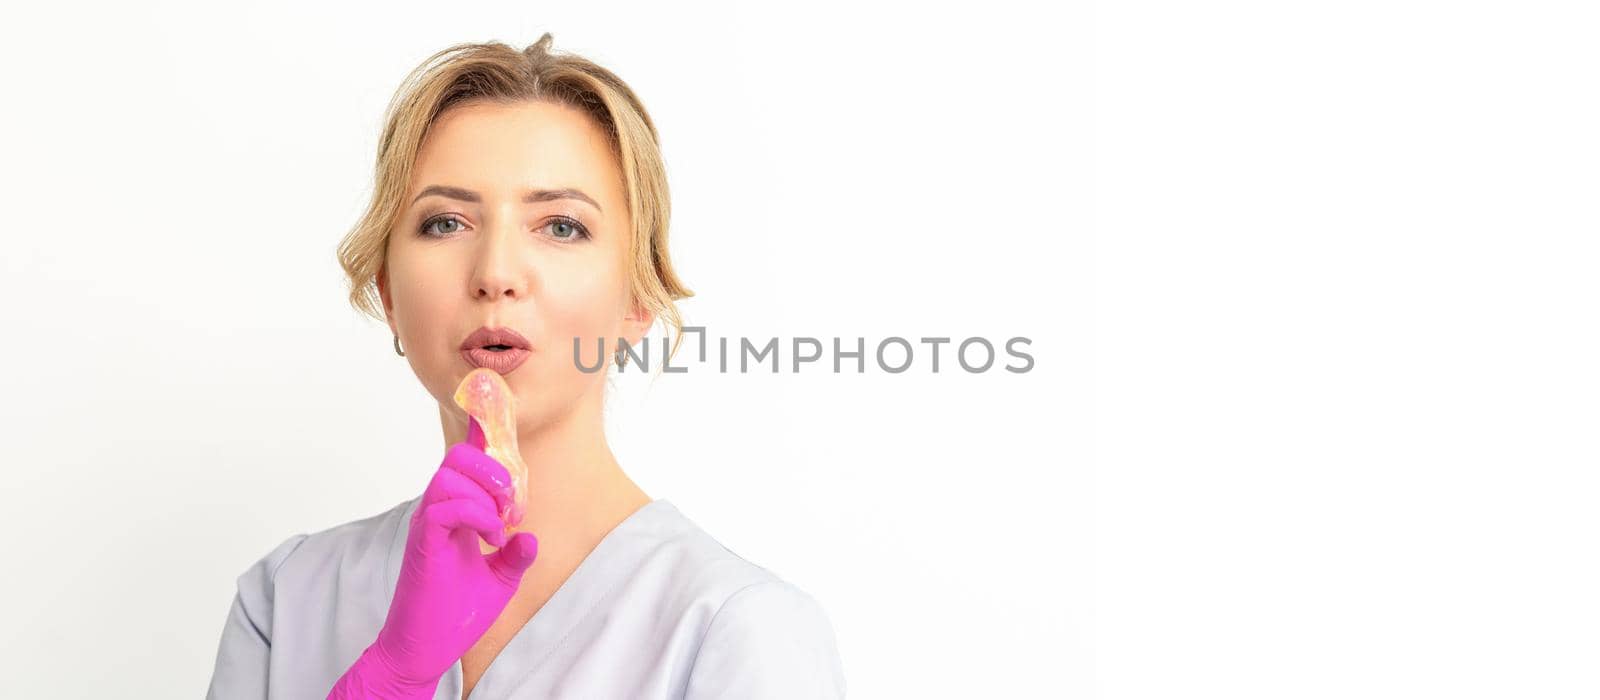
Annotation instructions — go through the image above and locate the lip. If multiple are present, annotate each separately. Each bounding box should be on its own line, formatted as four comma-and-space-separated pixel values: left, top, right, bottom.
460, 326, 532, 351
462, 346, 530, 374
460, 326, 533, 375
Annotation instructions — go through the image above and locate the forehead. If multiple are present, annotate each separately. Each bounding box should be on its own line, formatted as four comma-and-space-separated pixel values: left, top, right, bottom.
409, 99, 623, 206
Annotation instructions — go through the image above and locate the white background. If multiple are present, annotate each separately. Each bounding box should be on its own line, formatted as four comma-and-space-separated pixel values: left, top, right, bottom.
0, 1, 1592, 698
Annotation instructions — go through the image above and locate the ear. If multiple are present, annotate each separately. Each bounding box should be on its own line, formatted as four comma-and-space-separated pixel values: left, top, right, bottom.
622, 298, 655, 349
377, 264, 398, 336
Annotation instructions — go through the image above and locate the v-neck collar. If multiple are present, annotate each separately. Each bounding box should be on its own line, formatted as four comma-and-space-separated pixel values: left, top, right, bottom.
382, 497, 685, 700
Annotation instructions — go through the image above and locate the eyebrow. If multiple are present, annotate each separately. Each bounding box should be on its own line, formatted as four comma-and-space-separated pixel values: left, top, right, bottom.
410, 185, 603, 213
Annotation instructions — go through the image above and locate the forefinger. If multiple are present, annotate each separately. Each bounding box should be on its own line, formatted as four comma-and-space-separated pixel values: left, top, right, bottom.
440, 442, 514, 518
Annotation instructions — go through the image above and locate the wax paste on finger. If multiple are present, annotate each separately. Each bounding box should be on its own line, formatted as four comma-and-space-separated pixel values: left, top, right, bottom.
453, 368, 530, 532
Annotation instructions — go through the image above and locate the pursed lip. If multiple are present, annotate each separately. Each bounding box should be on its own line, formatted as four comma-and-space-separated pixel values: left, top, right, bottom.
461, 345, 530, 374
460, 326, 533, 351
459, 326, 533, 374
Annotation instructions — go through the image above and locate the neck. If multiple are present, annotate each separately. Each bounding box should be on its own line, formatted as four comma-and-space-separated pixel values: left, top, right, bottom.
437, 386, 650, 538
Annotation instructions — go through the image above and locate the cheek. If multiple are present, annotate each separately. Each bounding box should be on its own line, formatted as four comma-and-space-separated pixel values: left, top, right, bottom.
389, 259, 459, 345
538, 262, 628, 347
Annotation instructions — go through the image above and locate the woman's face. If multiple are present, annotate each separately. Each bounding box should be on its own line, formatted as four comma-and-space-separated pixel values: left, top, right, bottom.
378, 99, 649, 437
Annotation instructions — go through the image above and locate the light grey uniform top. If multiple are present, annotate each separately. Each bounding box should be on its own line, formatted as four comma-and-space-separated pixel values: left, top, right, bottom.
204, 497, 846, 699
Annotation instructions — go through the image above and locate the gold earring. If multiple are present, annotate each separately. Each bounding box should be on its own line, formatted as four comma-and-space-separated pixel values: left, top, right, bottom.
394, 334, 406, 357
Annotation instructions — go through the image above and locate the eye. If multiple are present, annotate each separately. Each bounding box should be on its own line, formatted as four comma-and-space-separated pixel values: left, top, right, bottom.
545, 216, 592, 242
418, 214, 466, 238
417, 213, 591, 241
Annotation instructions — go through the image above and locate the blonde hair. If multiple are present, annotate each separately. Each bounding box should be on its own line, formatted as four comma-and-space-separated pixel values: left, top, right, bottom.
337, 33, 693, 367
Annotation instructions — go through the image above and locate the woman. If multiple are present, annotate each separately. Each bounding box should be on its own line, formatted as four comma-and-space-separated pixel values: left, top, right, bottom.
205, 34, 846, 699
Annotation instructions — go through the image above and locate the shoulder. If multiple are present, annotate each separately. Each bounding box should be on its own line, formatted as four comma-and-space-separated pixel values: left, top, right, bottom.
704, 579, 841, 652
634, 503, 846, 698
622, 501, 802, 613
232, 497, 416, 615
685, 579, 847, 699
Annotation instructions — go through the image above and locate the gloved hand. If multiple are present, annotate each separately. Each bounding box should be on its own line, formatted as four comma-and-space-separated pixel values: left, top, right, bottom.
328, 416, 540, 699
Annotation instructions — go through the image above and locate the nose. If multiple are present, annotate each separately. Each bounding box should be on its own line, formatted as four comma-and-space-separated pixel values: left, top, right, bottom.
469, 214, 530, 302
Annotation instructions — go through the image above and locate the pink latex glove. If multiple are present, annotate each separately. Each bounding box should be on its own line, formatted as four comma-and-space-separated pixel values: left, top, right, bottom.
328, 416, 540, 699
